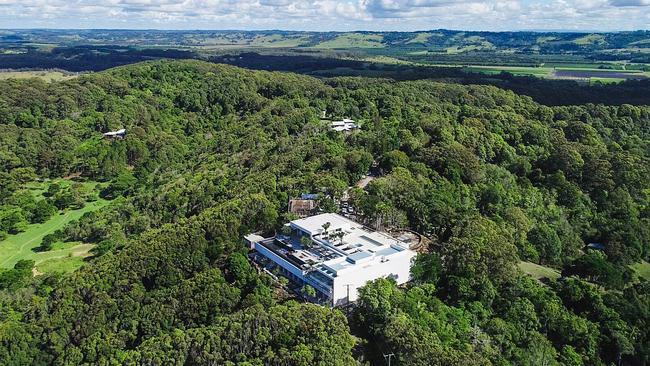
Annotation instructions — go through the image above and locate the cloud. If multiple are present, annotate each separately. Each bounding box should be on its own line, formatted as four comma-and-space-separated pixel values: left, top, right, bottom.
361, 0, 492, 18
0, 0, 647, 30
609, 0, 650, 5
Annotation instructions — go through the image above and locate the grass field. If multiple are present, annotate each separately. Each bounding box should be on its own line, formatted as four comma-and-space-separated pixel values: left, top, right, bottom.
573, 34, 607, 45
589, 77, 626, 84
1, 179, 108, 274
0, 199, 109, 272
460, 64, 647, 81
0, 70, 77, 82
250, 34, 310, 48
314, 33, 384, 49
361, 55, 411, 65
536, 36, 558, 44
519, 261, 561, 281
463, 65, 553, 77
630, 261, 650, 281
407, 32, 433, 44
25, 179, 100, 198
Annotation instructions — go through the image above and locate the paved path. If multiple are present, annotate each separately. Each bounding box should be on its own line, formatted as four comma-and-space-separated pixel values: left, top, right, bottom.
355, 175, 375, 189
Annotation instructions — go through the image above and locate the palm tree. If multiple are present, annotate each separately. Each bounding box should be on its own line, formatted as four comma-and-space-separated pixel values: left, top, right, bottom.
300, 235, 313, 248
321, 222, 331, 235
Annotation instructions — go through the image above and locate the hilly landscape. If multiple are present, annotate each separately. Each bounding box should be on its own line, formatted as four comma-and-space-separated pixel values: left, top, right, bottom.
1, 0, 650, 360
1, 59, 649, 365
2, 29, 650, 78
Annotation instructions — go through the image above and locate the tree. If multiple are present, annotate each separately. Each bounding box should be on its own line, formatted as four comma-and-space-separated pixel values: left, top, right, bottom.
300, 235, 313, 248
0, 207, 28, 234
0, 172, 17, 202
321, 222, 331, 234
563, 250, 628, 289
0, 260, 34, 291
528, 224, 563, 265
380, 150, 409, 173
302, 284, 316, 298
101, 171, 137, 199
31, 199, 57, 223
40, 232, 61, 252
439, 216, 517, 303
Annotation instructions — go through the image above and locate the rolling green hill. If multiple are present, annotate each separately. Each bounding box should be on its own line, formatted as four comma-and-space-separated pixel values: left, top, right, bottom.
0, 59, 648, 365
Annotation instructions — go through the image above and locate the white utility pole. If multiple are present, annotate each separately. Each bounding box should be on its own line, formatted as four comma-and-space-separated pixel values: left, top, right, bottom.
383, 352, 395, 366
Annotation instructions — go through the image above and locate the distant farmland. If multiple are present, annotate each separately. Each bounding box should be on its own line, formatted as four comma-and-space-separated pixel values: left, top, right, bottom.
0, 70, 77, 81
552, 69, 648, 80
458, 64, 649, 82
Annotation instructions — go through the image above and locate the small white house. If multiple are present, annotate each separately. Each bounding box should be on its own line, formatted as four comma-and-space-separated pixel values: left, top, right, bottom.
331, 119, 358, 132
103, 129, 126, 139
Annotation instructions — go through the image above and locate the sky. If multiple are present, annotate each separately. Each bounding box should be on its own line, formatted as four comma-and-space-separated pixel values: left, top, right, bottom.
0, 0, 649, 32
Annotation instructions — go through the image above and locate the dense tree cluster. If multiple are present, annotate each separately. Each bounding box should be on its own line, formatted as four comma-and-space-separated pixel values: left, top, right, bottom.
0, 60, 649, 365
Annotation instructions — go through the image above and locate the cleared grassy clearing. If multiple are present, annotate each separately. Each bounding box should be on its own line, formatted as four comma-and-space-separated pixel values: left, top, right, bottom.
463, 65, 552, 77
362, 55, 411, 65
0, 70, 76, 82
543, 62, 626, 69
630, 261, 650, 281
519, 261, 561, 281
250, 34, 310, 48
590, 77, 626, 84
573, 34, 607, 45
446, 45, 477, 54
555, 66, 645, 73
314, 34, 384, 49
36, 255, 88, 274
536, 36, 557, 44
25, 179, 100, 198
0, 199, 109, 271
407, 50, 431, 55
407, 33, 433, 44
460, 64, 647, 81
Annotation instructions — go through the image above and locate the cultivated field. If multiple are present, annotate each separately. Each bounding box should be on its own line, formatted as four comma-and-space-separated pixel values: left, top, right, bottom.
0, 70, 77, 82
460, 64, 649, 82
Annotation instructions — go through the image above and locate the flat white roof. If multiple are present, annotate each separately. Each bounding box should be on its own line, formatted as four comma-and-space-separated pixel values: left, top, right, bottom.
290, 213, 357, 236
289, 213, 412, 276
103, 128, 126, 136
331, 120, 358, 131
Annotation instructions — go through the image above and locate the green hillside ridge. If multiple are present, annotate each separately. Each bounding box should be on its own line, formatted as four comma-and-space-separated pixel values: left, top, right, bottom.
0, 60, 648, 365
313, 33, 385, 48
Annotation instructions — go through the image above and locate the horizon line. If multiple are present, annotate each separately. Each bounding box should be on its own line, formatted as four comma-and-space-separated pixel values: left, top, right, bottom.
2, 27, 649, 34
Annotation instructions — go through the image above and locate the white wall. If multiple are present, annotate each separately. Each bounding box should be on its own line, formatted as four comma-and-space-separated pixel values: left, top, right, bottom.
331, 250, 415, 306
255, 242, 305, 280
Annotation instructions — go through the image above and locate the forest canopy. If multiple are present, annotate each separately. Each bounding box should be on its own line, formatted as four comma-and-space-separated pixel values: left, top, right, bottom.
0, 60, 649, 365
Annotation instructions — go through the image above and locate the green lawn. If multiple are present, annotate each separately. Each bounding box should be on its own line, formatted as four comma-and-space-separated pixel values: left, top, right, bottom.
630, 261, 650, 281
35, 251, 92, 274
25, 179, 100, 198
518, 261, 561, 281
0, 198, 109, 272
